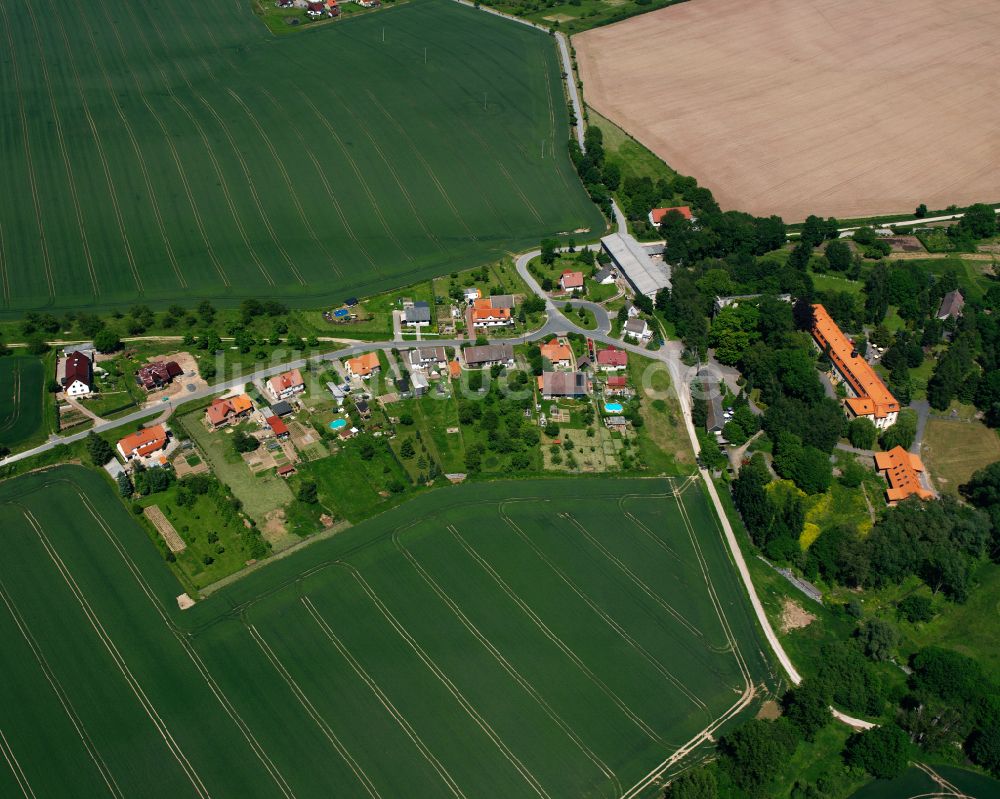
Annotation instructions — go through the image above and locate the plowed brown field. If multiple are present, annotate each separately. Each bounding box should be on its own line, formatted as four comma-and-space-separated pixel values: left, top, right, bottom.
575, 0, 1000, 221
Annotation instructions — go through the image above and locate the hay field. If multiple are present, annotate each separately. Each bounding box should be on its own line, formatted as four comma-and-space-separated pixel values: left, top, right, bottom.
0, 355, 45, 449
0, 468, 769, 798
575, 0, 1000, 221
0, 0, 602, 315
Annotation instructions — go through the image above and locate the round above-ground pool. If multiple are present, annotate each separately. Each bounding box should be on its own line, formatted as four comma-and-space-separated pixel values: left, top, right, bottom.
330, 418, 347, 430
604, 402, 623, 414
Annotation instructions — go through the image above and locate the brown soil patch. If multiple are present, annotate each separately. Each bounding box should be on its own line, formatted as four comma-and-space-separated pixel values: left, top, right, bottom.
780, 598, 816, 634
756, 700, 781, 720
142, 351, 207, 404
262, 508, 290, 546
144, 505, 186, 553
575, 0, 1000, 220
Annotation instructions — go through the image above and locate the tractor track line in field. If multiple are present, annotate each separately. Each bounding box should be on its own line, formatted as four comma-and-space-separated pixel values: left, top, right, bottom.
94, 0, 218, 291
114, 0, 235, 289
0, 2, 54, 299
75, 491, 297, 796
560, 512, 705, 643
0, 725, 36, 799
618, 485, 758, 799
0, 581, 124, 798
227, 88, 339, 282
499, 505, 708, 717
364, 89, 478, 242
394, 530, 621, 797
51, 10, 141, 296
26, 13, 99, 298
301, 597, 468, 799
71, 488, 298, 799
447, 520, 660, 774
247, 624, 382, 799
78, 0, 190, 293
297, 91, 409, 268
0, 221, 8, 306
0, 365, 21, 436
155, 4, 282, 285
18, 507, 211, 799
336, 562, 552, 799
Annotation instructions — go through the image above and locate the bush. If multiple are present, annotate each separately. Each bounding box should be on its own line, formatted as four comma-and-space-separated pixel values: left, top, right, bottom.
845, 724, 910, 779
897, 594, 934, 623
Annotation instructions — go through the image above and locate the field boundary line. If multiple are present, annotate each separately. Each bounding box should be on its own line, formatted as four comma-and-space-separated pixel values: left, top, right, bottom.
0, 221, 8, 305
617, 486, 757, 799
246, 624, 382, 799
26, 12, 99, 297
499, 504, 707, 716
0, 726, 36, 799
301, 596, 468, 799
18, 507, 211, 799
394, 529, 621, 797
364, 90, 478, 242
0, 581, 123, 797
336, 561, 551, 799
51, 9, 141, 296
70, 488, 298, 799
446, 522, 664, 749
0, 2, 54, 299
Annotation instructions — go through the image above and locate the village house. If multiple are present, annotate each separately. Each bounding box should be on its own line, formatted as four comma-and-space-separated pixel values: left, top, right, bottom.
462, 287, 481, 303
593, 266, 617, 285
471, 306, 513, 329
605, 415, 629, 432
269, 400, 294, 417
409, 371, 429, 397
811, 304, 899, 429
355, 399, 371, 419
346, 352, 381, 380
267, 368, 305, 401
265, 416, 290, 440
874, 446, 934, 504
559, 270, 584, 293
117, 425, 169, 461
597, 346, 628, 371
407, 346, 448, 371
487, 294, 515, 310
448, 360, 463, 380
135, 360, 182, 392
277, 464, 297, 478
936, 289, 964, 321
539, 371, 589, 399
624, 318, 650, 342
62, 351, 93, 397
403, 301, 431, 327
648, 205, 694, 226
205, 394, 254, 429
462, 343, 514, 369
539, 338, 573, 369
326, 382, 348, 406
604, 375, 632, 397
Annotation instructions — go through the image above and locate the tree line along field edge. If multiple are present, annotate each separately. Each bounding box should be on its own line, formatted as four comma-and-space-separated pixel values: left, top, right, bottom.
0, 0, 604, 316
0, 466, 774, 798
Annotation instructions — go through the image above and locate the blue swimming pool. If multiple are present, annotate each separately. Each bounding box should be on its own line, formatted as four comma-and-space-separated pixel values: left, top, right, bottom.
604, 402, 623, 414
330, 418, 347, 430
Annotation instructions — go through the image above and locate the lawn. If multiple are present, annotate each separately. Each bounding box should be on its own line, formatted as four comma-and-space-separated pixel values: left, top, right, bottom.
175, 410, 294, 523
0, 353, 47, 450
922, 418, 1000, 496
0, 0, 602, 316
0, 466, 771, 797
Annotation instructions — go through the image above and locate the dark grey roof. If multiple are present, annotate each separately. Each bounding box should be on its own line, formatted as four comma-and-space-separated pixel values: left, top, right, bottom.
408, 346, 447, 366
937, 289, 965, 319
463, 343, 514, 366
271, 400, 293, 416
488, 294, 515, 309
405, 301, 431, 324
594, 266, 615, 283
624, 318, 648, 334
355, 399, 369, 413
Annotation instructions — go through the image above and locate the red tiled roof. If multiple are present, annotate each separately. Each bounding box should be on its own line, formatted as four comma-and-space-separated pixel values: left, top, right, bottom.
266, 416, 289, 436
560, 270, 584, 289
607, 375, 628, 387
597, 347, 628, 367
874, 446, 933, 502
812, 304, 899, 420
118, 425, 167, 457
63, 351, 91, 387
650, 206, 693, 224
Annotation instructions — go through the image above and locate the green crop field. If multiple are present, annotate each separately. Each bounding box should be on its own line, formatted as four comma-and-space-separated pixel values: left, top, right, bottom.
0, 355, 45, 449
0, 0, 603, 316
0, 467, 770, 798
848, 765, 1000, 799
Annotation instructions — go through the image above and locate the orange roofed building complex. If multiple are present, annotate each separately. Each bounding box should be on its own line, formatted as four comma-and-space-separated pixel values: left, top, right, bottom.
811, 304, 899, 430
117, 425, 169, 460
874, 446, 933, 504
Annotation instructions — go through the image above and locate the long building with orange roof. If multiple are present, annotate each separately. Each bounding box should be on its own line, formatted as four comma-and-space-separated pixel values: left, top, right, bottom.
874, 446, 934, 504
811, 304, 899, 429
